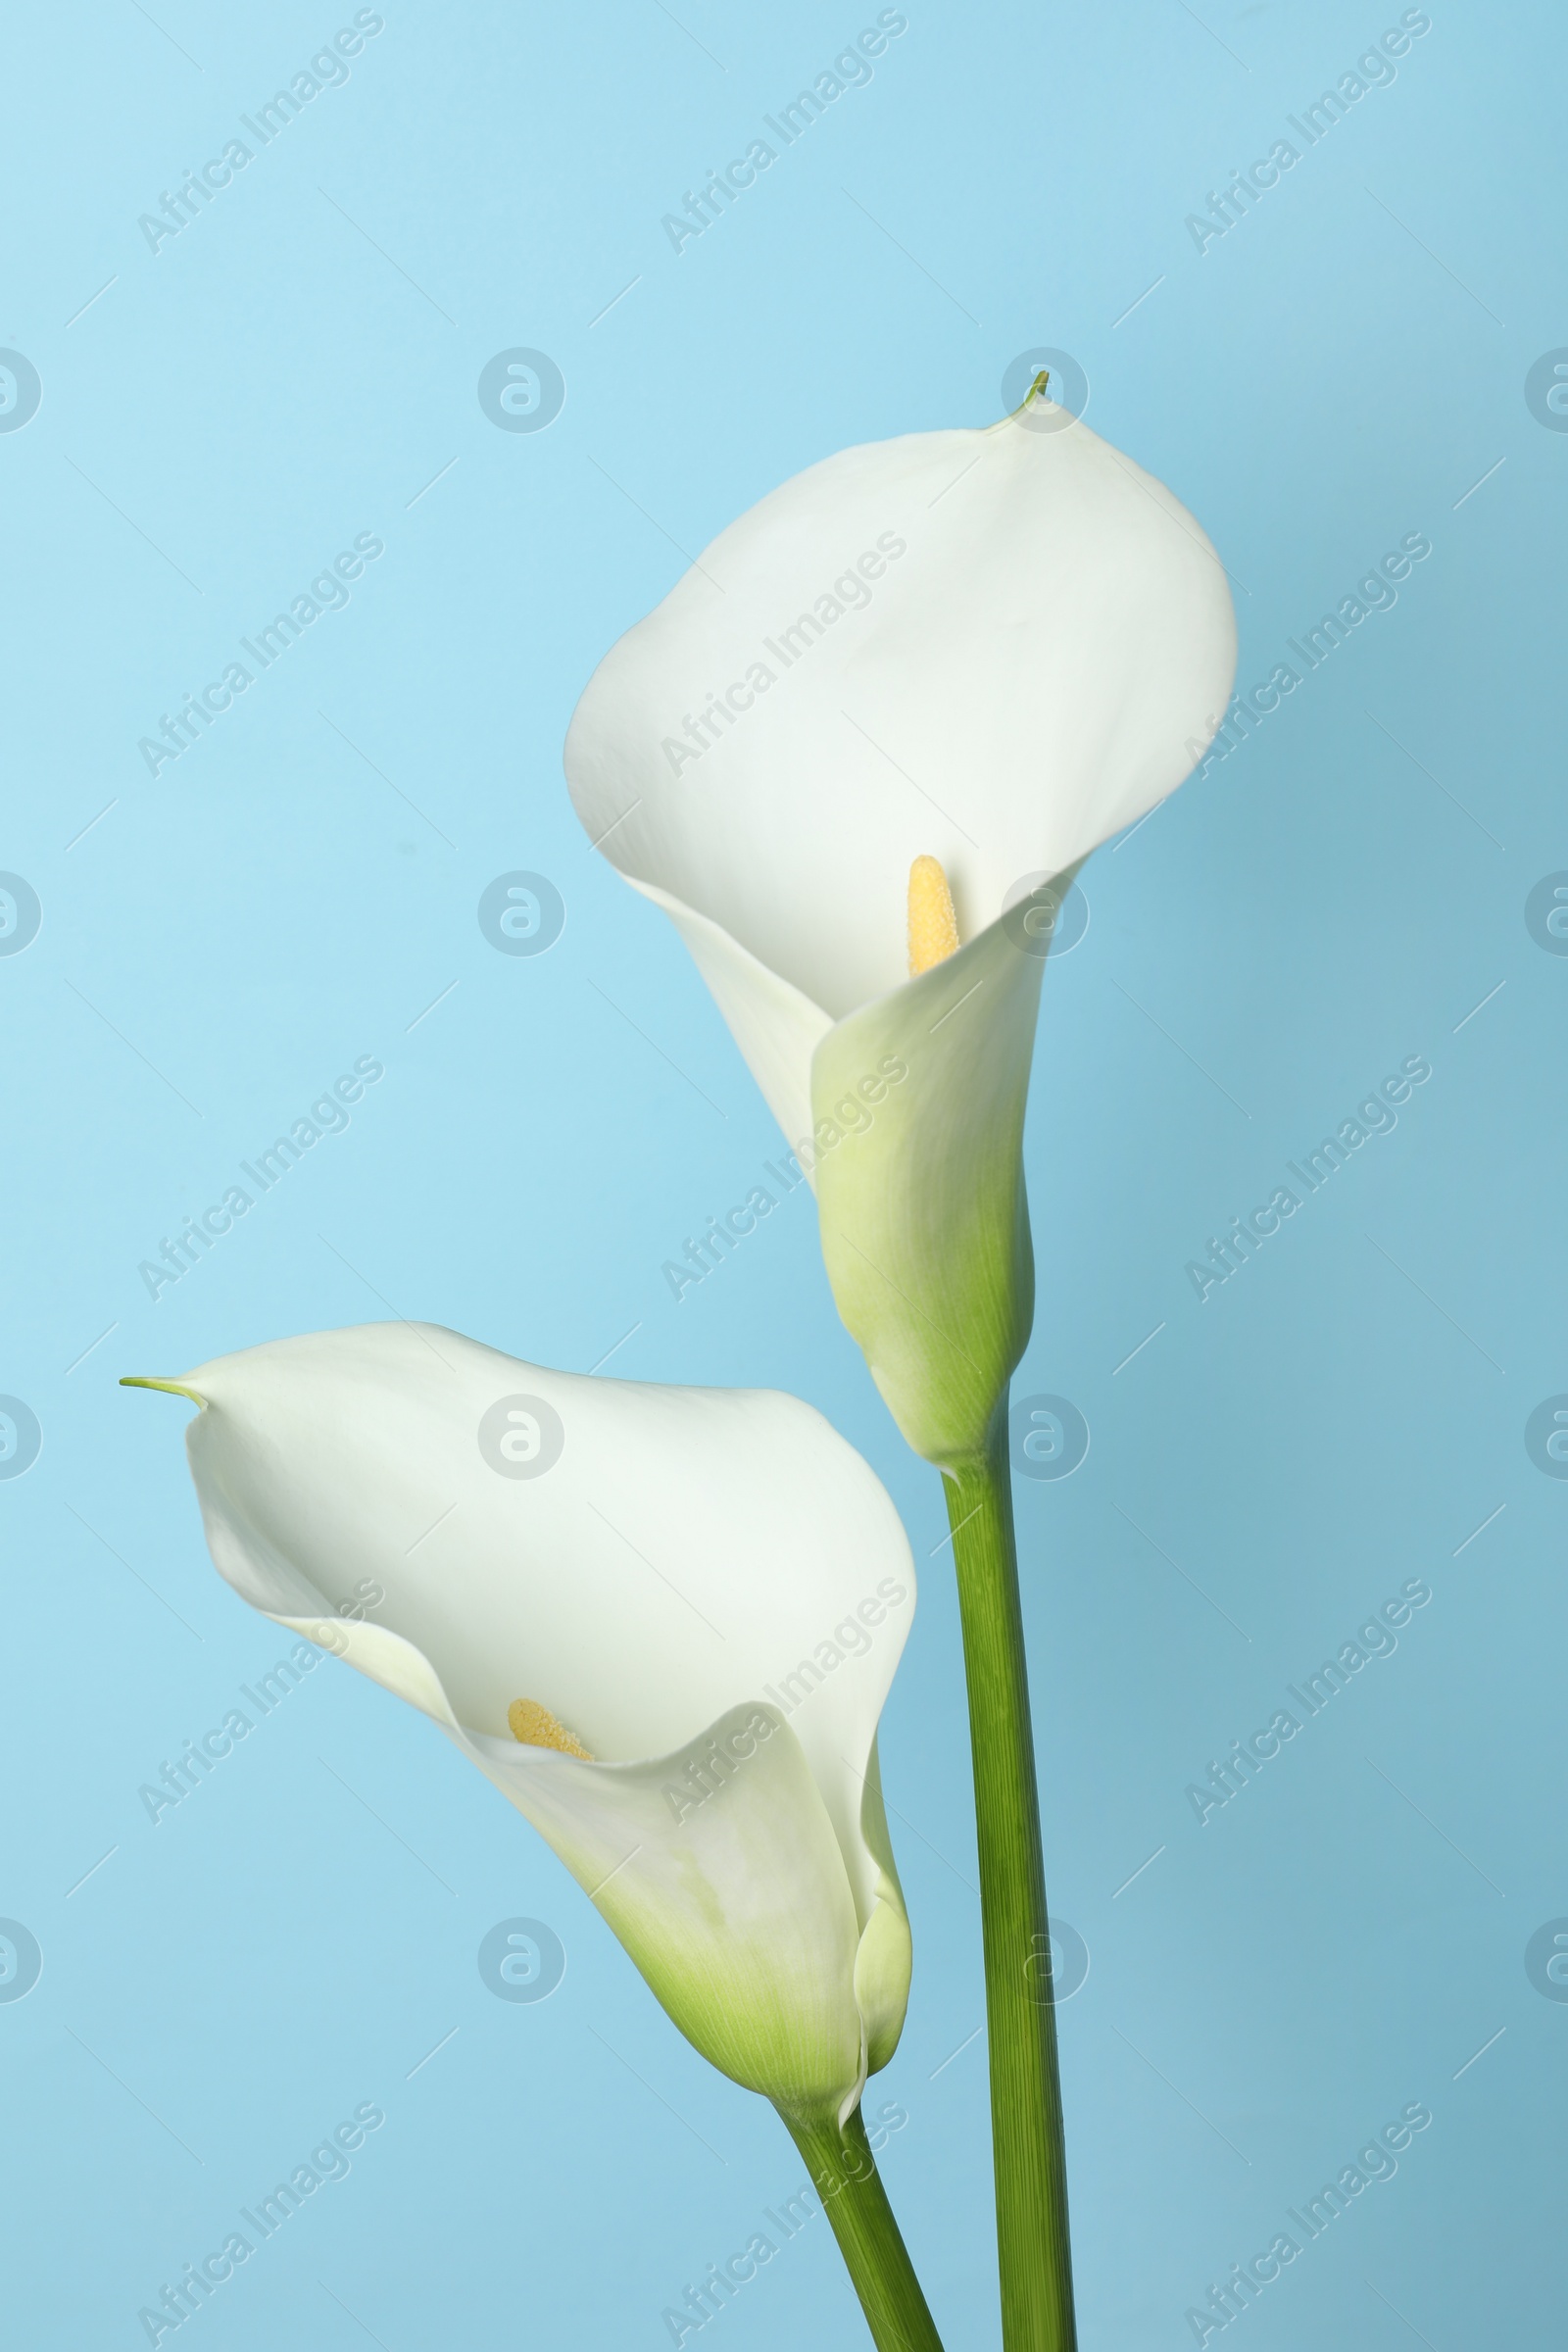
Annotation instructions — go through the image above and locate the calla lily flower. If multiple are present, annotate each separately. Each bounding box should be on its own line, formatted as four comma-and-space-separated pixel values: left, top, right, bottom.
126, 1322, 916, 2132
564, 381, 1237, 1462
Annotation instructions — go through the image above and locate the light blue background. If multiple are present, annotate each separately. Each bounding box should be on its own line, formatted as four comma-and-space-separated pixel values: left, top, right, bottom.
2, 2, 1562, 2345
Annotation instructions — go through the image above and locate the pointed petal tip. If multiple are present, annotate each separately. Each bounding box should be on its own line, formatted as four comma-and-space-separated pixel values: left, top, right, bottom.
120, 1376, 206, 1407
994, 367, 1051, 428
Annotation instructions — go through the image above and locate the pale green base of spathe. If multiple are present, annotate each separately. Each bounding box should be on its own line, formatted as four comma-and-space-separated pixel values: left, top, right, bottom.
812, 892, 1076, 1468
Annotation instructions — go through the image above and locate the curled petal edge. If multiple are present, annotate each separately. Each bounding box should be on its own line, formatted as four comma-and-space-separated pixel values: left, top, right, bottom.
284, 1610, 903, 2128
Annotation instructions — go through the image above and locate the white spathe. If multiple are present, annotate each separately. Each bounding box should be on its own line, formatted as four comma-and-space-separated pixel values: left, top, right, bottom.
564, 391, 1238, 1461
564, 388, 1237, 1138
144, 1322, 915, 2127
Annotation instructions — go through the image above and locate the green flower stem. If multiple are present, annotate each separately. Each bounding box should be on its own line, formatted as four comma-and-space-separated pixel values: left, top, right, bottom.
944, 1415, 1077, 2352
779, 2105, 946, 2351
